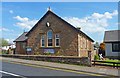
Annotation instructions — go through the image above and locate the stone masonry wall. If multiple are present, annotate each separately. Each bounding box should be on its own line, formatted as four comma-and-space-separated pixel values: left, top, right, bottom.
27, 12, 79, 56
78, 34, 94, 57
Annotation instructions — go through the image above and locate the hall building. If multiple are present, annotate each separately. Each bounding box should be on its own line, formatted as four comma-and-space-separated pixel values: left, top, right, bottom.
14, 9, 94, 57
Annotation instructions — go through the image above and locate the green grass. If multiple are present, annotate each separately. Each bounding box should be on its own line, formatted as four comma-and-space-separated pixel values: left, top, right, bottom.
99, 59, 120, 66
105, 59, 120, 62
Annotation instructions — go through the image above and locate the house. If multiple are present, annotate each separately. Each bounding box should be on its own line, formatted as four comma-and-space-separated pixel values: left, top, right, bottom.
1, 43, 16, 51
104, 30, 120, 59
14, 32, 27, 54
1, 43, 16, 54
14, 9, 94, 57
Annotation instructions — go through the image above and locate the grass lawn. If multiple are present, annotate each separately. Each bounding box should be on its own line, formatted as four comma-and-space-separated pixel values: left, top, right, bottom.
100, 59, 120, 66
104, 59, 120, 62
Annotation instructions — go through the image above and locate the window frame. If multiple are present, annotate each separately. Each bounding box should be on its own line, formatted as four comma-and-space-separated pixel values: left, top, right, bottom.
41, 35, 45, 47
47, 30, 53, 47
55, 34, 60, 47
112, 42, 120, 52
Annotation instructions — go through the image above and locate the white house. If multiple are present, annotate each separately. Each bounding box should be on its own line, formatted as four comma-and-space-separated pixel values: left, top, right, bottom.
2, 44, 16, 50
2, 46, 10, 51
104, 30, 120, 59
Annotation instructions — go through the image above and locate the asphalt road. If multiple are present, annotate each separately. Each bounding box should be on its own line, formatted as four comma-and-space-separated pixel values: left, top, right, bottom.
1, 61, 108, 78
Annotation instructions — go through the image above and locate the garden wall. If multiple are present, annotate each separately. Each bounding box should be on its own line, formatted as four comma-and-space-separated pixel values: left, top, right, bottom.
1, 54, 91, 66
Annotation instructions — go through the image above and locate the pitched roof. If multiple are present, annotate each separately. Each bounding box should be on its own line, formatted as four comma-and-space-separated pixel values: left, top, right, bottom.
26, 10, 94, 42
104, 30, 120, 42
14, 32, 28, 42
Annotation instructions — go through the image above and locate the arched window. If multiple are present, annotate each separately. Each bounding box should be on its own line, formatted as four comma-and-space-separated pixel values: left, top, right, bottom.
47, 30, 53, 46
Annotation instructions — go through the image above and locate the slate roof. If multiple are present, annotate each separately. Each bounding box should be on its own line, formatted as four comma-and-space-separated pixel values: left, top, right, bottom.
14, 32, 28, 42
26, 10, 94, 42
104, 30, 120, 43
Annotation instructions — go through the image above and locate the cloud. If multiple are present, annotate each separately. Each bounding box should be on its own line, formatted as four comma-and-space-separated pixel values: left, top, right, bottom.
92, 10, 118, 19
14, 16, 28, 22
0, 27, 14, 32
9, 10, 13, 14
0, 27, 9, 32
64, 10, 118, 33
13, 16, 38, 30
13, 10, 118, 32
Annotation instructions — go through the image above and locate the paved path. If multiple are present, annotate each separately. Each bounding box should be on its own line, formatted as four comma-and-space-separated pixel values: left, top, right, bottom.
0, 57, 119, 77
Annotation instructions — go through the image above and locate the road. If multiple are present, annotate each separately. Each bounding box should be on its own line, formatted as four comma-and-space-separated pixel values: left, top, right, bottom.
1, 61, 108, 78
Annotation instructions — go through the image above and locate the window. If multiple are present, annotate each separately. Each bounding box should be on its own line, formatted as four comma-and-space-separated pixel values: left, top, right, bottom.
47, 30, 53, 47
55, 34, 60, 47
41, 35, 45, 47
112, 42, 120, 52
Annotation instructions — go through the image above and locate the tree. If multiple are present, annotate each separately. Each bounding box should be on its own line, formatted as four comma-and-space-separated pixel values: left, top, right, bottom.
99, 42, 105, 57
94, 42, 99, 49
0, 38, 9, 47
99, 43, 105, 50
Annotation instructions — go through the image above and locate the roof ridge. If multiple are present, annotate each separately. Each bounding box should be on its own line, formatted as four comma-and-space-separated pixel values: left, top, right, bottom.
105, 30, 120, 32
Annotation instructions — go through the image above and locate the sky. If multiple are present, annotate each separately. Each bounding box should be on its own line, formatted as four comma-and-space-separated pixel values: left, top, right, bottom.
1, 2, 119, 43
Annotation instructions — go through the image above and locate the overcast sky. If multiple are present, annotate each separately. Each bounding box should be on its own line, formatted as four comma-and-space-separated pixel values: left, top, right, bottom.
1, 2, 118, 43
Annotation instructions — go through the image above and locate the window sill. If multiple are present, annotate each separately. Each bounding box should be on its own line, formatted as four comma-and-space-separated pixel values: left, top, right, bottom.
40, 46, 60, 49
112, 51, 120, 52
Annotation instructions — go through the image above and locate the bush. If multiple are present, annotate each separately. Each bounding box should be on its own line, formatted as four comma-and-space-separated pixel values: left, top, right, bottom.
2, 50, 8, 54
55, 51, 60, 56
44, 52, 51, 55
94, 55, 100, 60
34, 52, 41, 55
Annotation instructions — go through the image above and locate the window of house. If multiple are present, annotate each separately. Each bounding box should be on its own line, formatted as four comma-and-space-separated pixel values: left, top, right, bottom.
112, 42, 120, 52
41, 35, 45, 47
55, 34, 60, 47
47, 30, 53, 47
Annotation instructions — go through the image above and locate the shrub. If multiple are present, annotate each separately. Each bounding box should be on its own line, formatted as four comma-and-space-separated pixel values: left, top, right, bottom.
44, 52, 51, 55
55, 51, 60, 56
2, 50, 8, 54
94, 55, 100, 60
34, 52, 40, 55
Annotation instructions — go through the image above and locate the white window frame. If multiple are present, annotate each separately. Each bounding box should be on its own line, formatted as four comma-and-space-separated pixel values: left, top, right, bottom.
47, 30, 53, 47
41, 35, 45, 47
55, 34, 60, 47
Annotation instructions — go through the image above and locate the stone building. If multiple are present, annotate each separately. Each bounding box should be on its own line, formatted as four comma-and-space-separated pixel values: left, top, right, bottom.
14, 10, 94, 57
